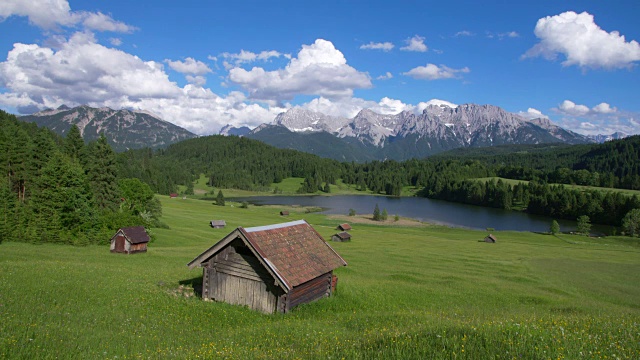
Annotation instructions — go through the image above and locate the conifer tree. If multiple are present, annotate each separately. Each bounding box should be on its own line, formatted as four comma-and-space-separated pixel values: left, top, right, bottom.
86, 134, 119, 211
64, 125, 85, 161
373, 203, 381, 221
216, 190, 225, 206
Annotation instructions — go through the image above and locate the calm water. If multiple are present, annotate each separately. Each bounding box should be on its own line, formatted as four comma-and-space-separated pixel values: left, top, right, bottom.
234, 195, 596, 233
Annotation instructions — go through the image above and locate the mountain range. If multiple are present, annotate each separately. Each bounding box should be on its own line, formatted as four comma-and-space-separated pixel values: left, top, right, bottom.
238, 103, 593, 161
20, 105, 197, 151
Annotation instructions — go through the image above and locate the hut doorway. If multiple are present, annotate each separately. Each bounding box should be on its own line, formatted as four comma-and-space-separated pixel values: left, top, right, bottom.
114, 235, 125, 252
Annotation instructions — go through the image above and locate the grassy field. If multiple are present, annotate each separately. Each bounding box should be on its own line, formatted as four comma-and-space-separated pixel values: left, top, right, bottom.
474, 177, 640, 197
1, 196, 639, 359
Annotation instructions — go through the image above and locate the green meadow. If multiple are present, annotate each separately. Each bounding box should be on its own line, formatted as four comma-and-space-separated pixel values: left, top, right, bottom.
1, 195, 639, 359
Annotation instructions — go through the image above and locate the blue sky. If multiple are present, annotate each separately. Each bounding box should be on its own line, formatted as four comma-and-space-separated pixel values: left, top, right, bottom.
1, 0, 639, 136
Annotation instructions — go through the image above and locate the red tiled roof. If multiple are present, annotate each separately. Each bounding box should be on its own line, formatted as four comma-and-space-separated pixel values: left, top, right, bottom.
120, 226, 150, 244
240, 220, 347, 289
338, 223, 352, 231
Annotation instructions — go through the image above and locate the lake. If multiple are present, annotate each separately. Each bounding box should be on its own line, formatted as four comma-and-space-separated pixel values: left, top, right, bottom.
233, 195, 595, 233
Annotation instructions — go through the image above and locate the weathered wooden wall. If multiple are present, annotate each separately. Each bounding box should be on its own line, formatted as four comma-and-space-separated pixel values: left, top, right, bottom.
203, 240, 283, 313
287, 272, 332, 310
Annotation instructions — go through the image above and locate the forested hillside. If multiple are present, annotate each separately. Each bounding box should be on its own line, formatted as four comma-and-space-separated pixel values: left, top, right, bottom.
0, 110, 161, 245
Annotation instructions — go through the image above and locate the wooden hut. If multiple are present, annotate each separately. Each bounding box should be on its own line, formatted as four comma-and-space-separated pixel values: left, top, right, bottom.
210, 220, 226, 229
169, 193, 178, 198
279, 210, 289, 216
484, 234, 497, 243
110, 226, 150, 254
337, 223, 352, 231
332, 232, 352, 242
187, 220, 347, 314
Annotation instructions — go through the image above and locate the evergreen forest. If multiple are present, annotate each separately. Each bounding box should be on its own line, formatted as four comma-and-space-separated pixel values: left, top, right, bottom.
0, 111, 162, 245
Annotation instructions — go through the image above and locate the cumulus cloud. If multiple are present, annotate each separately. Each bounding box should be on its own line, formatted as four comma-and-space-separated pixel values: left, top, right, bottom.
301, 96, 457, 119
523, 11, 640, 69
109, 37, 122, 46
400, 35, 428, 52
517, 107, 549, 119
0, 0, 136, 32
165, 57, 212, 75
219, 50, 288, 69
403, 63, 470, 80
360, 42, 394, 52
592, 102, 616, 114
81, 11, 136, 33
0, 32, 283, 134
228, 39, 372, 101
417, 99, 458, 112
376, 72, 393, 80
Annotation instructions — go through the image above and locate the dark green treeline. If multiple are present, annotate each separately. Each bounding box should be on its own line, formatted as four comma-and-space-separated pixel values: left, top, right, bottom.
0, 111, 161, 245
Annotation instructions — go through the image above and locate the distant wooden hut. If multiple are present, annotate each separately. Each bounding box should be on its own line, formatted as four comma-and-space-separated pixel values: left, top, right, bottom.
169, 193, 178, 198
110, 226, 150, 254
187, 220, 347, 314
332, 232, 352, 242
279, 211, 289, 216
484, 234, 497, 243
210, 220, 226, 229
337, 223, 352, 231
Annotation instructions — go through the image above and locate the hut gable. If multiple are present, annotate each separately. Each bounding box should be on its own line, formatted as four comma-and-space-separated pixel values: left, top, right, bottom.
332, 232, 352, 242
337, 223, 352, 231
110, 226, 150, 254
484, 234, 497, 243
210, 220, 226, 228
188, 220, 347, 313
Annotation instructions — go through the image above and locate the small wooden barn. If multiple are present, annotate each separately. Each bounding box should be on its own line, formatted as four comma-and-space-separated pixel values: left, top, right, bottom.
110, 226, 150, 254
484, 234, 497, 243
337, 223, 352, 231
332, 232, 352, 242
187, 220, 347, 314
279, 211, 289, 216
210, 220, 226, 229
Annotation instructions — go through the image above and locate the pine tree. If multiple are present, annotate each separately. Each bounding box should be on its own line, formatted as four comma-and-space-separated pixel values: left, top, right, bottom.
373, 203, 381, 221
86, 134, 119, 211
550, 220, 560, 235
576, 215, 591, 236
64, 125, 85, 162
216, 190, 225, 206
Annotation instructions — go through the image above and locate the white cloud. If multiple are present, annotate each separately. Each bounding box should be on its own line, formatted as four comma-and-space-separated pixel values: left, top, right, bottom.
228, 39, 372, 101
376, 72, 393, 80
557, 100, 590, 116
455, 31, 474, 37
417, 99, 458, 112
185, 75, 207, 86
0, 0, 135, 32
501, 31, 519, 38
165, 57, 212, 75
301, 96, 457, 119
400, 35, 428, 52
109, 38, 122, 46
518, 107, 549, 119
360, 42, 394, 52
592, 102, 616, 114
523, 11, 640, 69
403, 63, 470, 80
80, 11, 136, 33
0, 32, 284, 134
220, 49, 287, 67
